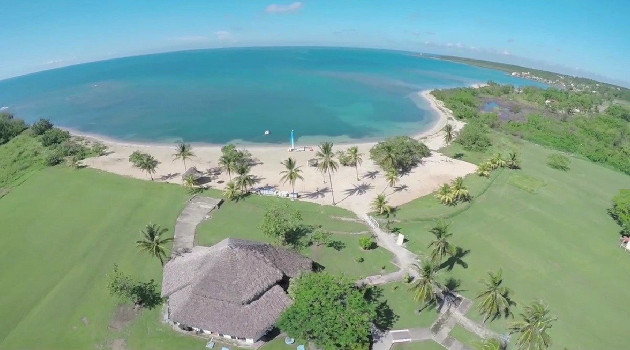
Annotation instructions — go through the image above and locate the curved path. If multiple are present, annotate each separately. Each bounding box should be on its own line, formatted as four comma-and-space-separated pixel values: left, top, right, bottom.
171, 196, 222, 256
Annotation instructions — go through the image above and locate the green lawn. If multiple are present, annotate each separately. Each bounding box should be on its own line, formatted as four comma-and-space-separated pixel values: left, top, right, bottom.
395, 138, 630, 350
380, 283, 438, 329
391, 341, 445, 350
449, 325, 480, 347
196, 195, 397, 279
0, 167, 202, 350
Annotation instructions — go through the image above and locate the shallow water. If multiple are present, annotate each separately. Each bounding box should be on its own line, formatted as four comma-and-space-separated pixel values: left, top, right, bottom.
0, 47, 542, 144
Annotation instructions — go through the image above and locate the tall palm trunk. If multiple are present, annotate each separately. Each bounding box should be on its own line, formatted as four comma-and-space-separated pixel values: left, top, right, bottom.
328, 170, 335, 204
355, 164, 359, 181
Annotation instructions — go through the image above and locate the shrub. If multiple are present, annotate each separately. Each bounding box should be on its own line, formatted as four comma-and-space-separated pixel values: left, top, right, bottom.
91, 142, 108, 156
355, 256, 364, 263
41, 128, 70, 147
359, 237, 375, 250
31, 118, 54, 135
0, 112, 28, 144
370, 136, 430, 172
456, 123, 492, 151
609, 189, 630, 235
107, 265, 162, 308
403, 272, 412, 283
57, 140, 88, 159
44, 152, 64, 166
309, 229, 332, 247
547, 153, 570, 171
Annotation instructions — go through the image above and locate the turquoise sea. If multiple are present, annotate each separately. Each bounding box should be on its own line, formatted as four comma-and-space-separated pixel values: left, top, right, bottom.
0, 47, 542, 144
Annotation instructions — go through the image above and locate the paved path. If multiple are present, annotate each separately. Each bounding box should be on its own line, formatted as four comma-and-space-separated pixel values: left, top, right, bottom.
171, 196, 222, 256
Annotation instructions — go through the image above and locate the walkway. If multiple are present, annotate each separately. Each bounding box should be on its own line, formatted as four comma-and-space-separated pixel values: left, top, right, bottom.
171, 195, 222, 256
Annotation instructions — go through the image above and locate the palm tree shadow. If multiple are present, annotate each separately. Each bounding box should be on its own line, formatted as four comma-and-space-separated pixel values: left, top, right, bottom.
439, 277, 465, 312
303, 187, 329, 199
338, 182, 374, 203
393, 184, 408, 193
441, 247, 470, 271
362, 170, 379, 180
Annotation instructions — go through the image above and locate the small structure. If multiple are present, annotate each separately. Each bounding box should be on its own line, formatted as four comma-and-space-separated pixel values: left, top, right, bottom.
162, 238, 312, 344
307, 158, 318, 167
181, 167, 204, 182
396, 234, 405, 246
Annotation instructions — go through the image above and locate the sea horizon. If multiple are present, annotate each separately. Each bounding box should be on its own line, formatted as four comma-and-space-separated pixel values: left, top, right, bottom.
0, 46, 544, 145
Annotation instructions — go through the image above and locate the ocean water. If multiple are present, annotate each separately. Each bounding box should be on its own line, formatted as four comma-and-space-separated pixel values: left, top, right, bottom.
0, 47, 542, 145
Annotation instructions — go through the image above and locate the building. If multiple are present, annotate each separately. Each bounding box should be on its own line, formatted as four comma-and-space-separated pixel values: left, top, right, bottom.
161, 238, 312, 344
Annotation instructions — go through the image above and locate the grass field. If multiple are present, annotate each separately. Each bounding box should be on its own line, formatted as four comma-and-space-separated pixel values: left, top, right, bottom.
391, 341, 445, 350
380, 283, 438, 329
196, 195, 397, 278
449, 325, 480, 348
394, 137, 630, 350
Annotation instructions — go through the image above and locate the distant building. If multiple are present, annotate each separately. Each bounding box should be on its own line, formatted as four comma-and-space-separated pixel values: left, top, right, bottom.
162, 238, 312, 344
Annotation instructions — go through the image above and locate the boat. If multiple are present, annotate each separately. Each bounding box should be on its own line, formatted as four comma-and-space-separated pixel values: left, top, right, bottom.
264, 130, 270, 135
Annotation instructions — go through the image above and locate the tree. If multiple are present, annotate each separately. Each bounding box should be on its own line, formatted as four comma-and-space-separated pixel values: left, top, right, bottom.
435, 183, 455, 205
443, 123, 455, 144
370, 136, 431, 172
218, 153, 235, 181
371, 194, 392, 216
234, 164, 256, 193
223, 181, 240, 201
107, 265, 162, 308
491, 153, 507, 169
385, 168, 400, 190
280, 157, 304, 194
259, 203, 303, 245
41, 128, 70, 147
346, 146, 363, 180
477, 161, 493, 177
129, 151, 160, 180
509, 301, 556, 350
359, 236, 375, 250
610, 189, 630, 235
278, 273, 377, 350
219, 144, 252, 181
409, 261, 442, 306
316, 142, 338, 205
136, 223, 173, 265
428, 220, 454, 265
0, 113, 28, 144
450, 177, 470, 201
507, 152, 520, 169
476, 269, 516, 323
173, 143, 194, 171
473, 338, 504, 350
456, 124, 492, 151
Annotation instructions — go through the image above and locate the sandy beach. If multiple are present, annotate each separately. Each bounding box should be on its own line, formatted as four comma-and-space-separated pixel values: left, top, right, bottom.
80, 90, 476, 214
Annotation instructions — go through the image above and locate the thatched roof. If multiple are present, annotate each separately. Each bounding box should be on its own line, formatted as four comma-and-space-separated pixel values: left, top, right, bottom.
162, 238, 312, 339
182, 167, 204, 181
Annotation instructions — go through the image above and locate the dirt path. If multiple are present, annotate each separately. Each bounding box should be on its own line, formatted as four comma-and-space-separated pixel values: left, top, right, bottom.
171, 196, 222, 256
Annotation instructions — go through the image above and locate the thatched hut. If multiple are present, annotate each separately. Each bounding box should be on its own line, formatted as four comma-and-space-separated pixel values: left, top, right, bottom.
162, 238, 312, 344
181, 167, 204, 181
307, 158, 318, 167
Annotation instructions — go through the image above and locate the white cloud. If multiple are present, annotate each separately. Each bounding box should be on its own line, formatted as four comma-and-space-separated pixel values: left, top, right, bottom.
265, 2, 303, 14
502, 50, 511, 55
215, 31, 232, 42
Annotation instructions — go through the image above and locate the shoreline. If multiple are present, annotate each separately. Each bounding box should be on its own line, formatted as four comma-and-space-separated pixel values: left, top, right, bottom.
80, 88, 478, 214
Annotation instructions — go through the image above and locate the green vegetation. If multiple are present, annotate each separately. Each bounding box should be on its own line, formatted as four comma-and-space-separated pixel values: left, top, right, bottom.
370, 135, 431, 172
546, 153, 570, 171
172, 143, 194, 171
40, 127, 70, 146
359, 236, 375, 250
371, 193, 393, 215
509, 301, 556, 350
218, 143, 253, 181
107, 265, 162, 308
381, 283, 437, 328
129, 150, 160, 180
397, 134, 630, 349
432, 85, 630, 174
316, 141, 339, 204
610, 189, 630, 235
259, 203, 304, 246
136, 223, 174, 265
278, 273, 378, 350
475, 269, 516, 323
279, 157, 304, 194
0, 112, 28, 144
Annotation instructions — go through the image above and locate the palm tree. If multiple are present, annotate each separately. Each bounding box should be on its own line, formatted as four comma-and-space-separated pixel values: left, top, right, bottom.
173, 143, 194, 171
491, 153, 507, 169
218, 153, 235, 181
279, 157, 304, 194
381, 144, 397, 171
409, 261, 442, 306
183, 174, 196, 189
473, 338, 504, 350
234, 164, 256, 194
371, 194, 392, 216
476, 269, 516, 323
385, 168, 400, 191
509, 301, 556, 350
138, 154, 159, 180
450, 177, 470, 201
477, 161, 493, 177
316, 142, 339, 205
223, 181, 240, 201
435, 183, 455, 205
428, 220, 454, 265
136, 223, 173, 265
507, 152, 520, 169
443, 123, 455, 144
346, 146, 363, 181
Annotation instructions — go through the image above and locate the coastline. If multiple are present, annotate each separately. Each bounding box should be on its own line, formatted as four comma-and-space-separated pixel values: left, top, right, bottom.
79, 89, 477, 213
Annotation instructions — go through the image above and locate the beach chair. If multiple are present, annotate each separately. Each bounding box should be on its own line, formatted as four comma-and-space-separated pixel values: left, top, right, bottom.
205, 340, 215, 349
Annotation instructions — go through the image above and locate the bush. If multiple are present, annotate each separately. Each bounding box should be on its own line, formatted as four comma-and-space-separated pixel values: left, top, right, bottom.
31, 119, 54, 135
41, 128, 70, 147
547, 153, 570, 171
359, 236, 375, 250
107, 265, 162, 308
0, 113, 28, 144
370, 136, 430, 172
57, 140, 88, 159
309, 228, 332, 247
403, 272, 412, 283
456, 123, 492, 151
609, 189, 630, 235
355, 256, 364, 263
44, 152, 64, 166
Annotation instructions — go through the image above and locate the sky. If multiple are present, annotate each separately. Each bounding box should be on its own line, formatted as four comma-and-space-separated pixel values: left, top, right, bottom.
0, 0, 628, 86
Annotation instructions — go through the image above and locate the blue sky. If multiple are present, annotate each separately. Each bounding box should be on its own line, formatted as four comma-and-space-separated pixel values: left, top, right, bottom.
0, 0, 628, 86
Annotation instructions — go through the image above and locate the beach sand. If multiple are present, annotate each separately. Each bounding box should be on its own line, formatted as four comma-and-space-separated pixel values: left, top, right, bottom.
80, 90, 476, 214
